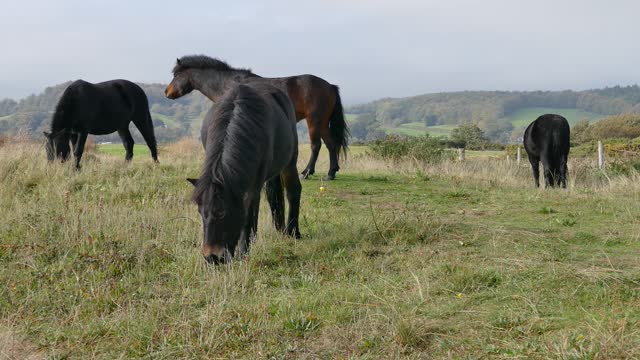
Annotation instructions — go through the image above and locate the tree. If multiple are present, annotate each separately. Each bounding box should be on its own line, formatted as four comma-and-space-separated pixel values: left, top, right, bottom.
349, 113, 376, 140
0, 99, 18, 117
450, 123, 489, 150
571, 119, 591, 144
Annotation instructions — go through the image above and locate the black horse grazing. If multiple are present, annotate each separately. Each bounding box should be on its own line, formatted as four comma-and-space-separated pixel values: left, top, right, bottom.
187, 82, 301, 264
523, 114, 570, 188
45, 79, 158, 168
165, 55, 349, 180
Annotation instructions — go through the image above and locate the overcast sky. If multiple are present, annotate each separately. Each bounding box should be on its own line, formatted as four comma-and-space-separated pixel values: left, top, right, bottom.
1, 0, 640, 104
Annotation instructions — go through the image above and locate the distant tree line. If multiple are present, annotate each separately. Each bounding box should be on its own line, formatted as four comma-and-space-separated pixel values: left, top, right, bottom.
3, 82, 640, 145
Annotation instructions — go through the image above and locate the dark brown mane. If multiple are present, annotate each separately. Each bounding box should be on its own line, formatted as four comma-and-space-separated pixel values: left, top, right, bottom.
192, 84, 268, 203
173, 55, 256, 76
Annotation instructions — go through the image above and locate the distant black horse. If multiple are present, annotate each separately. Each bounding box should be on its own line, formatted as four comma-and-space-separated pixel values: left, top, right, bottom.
45, 79, 158, 168
523, 114, 570, 188
187, 82, 301, 264
165, 55, 349, 180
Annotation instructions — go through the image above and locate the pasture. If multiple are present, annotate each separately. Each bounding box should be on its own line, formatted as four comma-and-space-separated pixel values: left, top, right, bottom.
382, 123, 456, 138
1, 140, 639, 358
506, 107, 605, 128
349, 107, 606, 139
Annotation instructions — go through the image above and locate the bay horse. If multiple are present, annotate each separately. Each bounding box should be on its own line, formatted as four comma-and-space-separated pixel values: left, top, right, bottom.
165, 55, 349, 180
187, 82, 301, 264
45, 79, 158, 168
523, 114, 570, 188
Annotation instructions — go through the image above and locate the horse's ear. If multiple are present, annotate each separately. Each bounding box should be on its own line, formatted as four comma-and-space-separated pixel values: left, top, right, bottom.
187, 178, 198, 186
176, 58, 181, 65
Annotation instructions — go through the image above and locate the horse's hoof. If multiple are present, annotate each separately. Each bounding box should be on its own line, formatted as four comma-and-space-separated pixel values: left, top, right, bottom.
323, 174, 336, 181
300, 172, 310, 180
286, 227, 301, 239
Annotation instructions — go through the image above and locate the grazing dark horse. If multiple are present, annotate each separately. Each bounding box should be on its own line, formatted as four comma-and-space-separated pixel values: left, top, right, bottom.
45, 79, 158, 168
523, 114, 570, 188
187, 82, 301, 264
165, 55, 349, 180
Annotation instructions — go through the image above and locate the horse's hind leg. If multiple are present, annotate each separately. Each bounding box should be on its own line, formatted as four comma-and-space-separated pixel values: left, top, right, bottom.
300, 121, 322, 179
542, 159, 554, 188
559, 156, 568, 189
135, 112, 159, 162
282, 164, 302, 238
265, 175, 285, 231
117, 128, 135, 161
527, 154, 540, 188
320, 123, 339, 181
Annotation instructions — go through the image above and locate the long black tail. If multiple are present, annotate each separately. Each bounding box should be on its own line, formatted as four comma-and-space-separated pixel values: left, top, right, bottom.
329, 85, 350, 160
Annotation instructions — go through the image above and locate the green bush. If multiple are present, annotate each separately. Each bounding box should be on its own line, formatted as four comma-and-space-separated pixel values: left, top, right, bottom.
572, 114, 640, 144
367, 135, 451, 163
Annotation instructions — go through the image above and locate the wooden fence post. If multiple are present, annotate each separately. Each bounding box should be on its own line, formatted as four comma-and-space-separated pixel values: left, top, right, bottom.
598, 140, 604, 169
517, 146, 522, 165
458, 148, 465, 161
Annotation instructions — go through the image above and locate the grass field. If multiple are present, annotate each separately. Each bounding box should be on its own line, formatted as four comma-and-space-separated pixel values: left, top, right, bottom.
97, 143, 155, 157
506, 107, 605, 128
349, 107, 606, 139
1, 140, 639, 358
345, 113, 358, 122
383, 123, 456, 138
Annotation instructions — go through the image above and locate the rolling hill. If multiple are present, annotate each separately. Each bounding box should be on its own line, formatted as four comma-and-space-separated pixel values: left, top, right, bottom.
346, 86, 640, 142
1, 82, 640, 143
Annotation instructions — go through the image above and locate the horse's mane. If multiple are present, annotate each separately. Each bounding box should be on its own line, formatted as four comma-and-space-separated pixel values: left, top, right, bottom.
193, 84, 268, 202
50, 83, 79, 132
173, 55, 257, 77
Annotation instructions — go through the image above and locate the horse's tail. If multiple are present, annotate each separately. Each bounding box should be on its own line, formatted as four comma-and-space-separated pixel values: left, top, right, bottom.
130, 84, 158, 160
329, 85, 350, 160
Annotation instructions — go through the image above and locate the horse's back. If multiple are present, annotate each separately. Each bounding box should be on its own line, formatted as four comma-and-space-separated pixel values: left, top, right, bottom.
265, 75, 335, 119
524, 114, 570, 159
209, 82, 297, 184
55, 79, 148, 134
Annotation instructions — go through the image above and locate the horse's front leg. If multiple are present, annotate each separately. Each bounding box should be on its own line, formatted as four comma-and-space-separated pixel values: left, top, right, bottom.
70, 132, 79, 155
300, 121, 321, 179
236, 193, 261, 258
73, 131, 88, 169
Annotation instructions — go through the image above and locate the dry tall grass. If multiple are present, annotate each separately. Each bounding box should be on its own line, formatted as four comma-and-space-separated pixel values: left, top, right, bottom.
1, 140, 639, 358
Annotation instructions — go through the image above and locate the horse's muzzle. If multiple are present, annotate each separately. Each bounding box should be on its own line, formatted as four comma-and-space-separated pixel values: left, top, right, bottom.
202, 244, 231, 265
165, 84, 179, 99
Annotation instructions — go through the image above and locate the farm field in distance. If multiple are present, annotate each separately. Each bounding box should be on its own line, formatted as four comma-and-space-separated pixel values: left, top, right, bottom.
1, 140, 639, 358
506, 107, 605, 128
346, 107, 606, 138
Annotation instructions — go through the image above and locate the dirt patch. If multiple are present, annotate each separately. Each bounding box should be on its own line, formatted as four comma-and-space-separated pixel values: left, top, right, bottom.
0, 329, 43, 360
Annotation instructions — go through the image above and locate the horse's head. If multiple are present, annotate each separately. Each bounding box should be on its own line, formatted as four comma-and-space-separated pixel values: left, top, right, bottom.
165, 58, 194, 99
44, 130, 70, 162
188, 178, 244, 264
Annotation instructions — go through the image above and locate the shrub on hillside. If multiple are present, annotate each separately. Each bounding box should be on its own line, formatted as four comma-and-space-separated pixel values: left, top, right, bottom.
450, 123, 490, 150
572, 114, 640, 144
368, 135, 451, 163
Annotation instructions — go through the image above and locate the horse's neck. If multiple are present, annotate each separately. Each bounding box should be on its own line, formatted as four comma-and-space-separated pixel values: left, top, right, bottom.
195, 70, 254, 101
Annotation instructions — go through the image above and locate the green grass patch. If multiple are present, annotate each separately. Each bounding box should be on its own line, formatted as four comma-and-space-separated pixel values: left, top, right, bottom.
506, 107, 605, 128
97, 144, 153, 157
